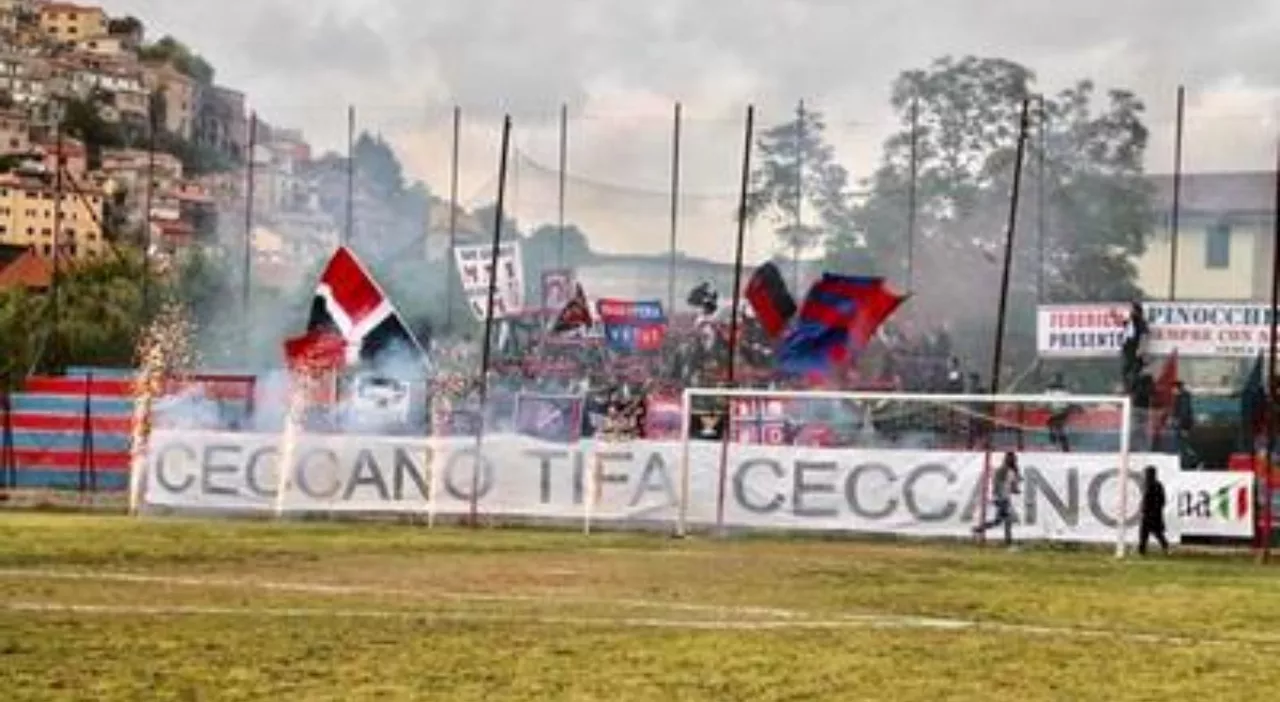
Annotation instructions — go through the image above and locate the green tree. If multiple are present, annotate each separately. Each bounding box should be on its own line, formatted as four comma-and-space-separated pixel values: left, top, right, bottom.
746, 102, 857, 285
851, 56, 1151, 302
138, 36, 215, 85
61, 95, 123, 169
844, 55, 1154, 383
354, 133, 406, 200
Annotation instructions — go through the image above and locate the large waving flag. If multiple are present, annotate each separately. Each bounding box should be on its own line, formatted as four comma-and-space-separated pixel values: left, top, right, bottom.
288, 246, 429, 371
1149, 350, 1179, 440
776, 274, 904, 376
745, 262, 796, 340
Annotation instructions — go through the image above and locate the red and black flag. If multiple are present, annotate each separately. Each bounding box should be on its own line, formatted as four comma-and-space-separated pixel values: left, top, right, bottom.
551, 283, 592, 334
745, 262, 797, 340
287, 246, 429, 370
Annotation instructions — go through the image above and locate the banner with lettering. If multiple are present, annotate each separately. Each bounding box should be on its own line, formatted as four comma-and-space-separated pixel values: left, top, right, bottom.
1037, 301, 1278, 358
141, 429, 1205, 544
596, 299, 667, 352
454, 243, 524, 320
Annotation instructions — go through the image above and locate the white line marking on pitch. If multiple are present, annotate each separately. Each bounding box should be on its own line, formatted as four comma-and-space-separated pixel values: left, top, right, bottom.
0, 601, 1268, 647
0, 568, 799, 618
1, 568, 1276, 647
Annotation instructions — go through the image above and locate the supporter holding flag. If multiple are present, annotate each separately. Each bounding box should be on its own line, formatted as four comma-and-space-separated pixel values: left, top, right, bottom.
776, 274, 905, 377
1149, 351, 1180, 450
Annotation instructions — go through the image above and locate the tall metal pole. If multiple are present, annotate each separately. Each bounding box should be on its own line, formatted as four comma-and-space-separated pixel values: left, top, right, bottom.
344, 104, 355, 247
1262, 134, 1280, 564
140, 98, 156, 320
241, 112, 257, 318
1168, 85, 1185, 301
556, 103, 568, 268
470, 114, 512, 527
1036, 96, 1048, 303
666, 101, 682, 317
792, 100, 804, 292
445, 106, 461, 332
714, 105, 754, 532
906, 96, 919, 291
990, 98, 1032, 395
49, 116, 64, 369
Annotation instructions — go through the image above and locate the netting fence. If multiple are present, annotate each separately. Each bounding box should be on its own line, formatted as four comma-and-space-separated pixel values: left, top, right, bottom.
3, 84, 1278, 553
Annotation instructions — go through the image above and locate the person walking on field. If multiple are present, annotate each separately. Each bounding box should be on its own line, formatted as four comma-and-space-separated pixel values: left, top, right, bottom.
973, 452, 1021, 548
1139, 465, 1170, 556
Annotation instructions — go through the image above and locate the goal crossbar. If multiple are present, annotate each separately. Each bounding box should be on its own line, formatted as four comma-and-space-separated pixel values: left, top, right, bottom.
678, 387, 1135, 557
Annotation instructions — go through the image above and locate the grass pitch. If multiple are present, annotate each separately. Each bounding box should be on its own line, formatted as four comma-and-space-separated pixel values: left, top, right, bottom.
1, 516, 1279, 701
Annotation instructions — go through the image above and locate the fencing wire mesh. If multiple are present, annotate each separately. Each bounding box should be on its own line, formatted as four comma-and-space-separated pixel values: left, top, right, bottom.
83, 87, 1274, 547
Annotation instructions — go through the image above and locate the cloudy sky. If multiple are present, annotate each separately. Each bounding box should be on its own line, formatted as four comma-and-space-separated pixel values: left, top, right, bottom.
101, 0, 1280, 261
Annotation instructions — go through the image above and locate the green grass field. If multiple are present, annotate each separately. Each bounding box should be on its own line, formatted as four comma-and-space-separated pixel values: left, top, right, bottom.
2, 515, 1279, 701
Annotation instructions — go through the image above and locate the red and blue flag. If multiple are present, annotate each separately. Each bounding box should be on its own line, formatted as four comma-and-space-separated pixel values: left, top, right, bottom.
776, 274, 904, 376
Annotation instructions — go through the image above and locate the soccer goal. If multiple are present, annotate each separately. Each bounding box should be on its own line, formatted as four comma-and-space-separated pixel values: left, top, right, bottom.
677, 388, 1162, 557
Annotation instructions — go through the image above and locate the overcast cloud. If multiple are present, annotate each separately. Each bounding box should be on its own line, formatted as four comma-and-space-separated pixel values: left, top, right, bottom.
100, 0, 1280, 260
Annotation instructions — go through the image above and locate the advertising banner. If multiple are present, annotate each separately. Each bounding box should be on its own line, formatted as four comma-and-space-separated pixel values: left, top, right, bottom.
143, 430, 1190, 545
454, 243, 524, 320
1037, 301, 1277, 358
1175, 471, 1254, 538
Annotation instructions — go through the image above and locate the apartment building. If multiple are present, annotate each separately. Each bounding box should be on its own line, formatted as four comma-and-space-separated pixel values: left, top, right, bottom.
0, 171, 107, 259
0, 53, 55, 107
37, 2, 107, 43
142, 61, 196, 139
0, 107, 30, 154
1136, 171, 1276, 301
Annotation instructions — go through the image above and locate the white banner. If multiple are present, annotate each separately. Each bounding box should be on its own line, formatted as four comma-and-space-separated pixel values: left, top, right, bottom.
1175, 471, 1254, 538
142, 430, 1190, 545
454, 242, 524, 320
1037, 301, 1276, 358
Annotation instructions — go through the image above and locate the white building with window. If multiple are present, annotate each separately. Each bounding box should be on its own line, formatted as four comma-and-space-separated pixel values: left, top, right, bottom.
1136, 171, 1275, 301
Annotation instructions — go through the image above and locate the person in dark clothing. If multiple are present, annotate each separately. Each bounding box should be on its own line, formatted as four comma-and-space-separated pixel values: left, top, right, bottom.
973, 452, 1021, 548
1045, 373, 1073, 452
1139, 465, 1169, 556
1121, 301, 1148, 391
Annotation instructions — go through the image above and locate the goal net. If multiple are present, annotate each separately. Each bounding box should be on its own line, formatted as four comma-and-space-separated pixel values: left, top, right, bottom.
676, 388, 1171, 556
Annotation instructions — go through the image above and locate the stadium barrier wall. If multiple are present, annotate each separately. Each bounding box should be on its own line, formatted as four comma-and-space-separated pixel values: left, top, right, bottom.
137, 429, 1252, 544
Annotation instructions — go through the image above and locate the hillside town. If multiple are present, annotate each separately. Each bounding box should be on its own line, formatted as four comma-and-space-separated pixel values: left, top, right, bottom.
0, 0, 340, 292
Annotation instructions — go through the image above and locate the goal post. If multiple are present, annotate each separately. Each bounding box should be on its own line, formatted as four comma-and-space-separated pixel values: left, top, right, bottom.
678, 388, 1147, 556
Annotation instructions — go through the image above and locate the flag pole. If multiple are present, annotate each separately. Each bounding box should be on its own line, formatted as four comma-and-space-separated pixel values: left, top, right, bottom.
990, 98, 1032, 396
1168, 86, 1185, 301
1036, 96, 1048, 304
471, 114, 512, 528
141, 99, 156, 322
241, 112, 257, 319
345, 104, 356, 247
714, 104, 754, 533
446, 106, 461, 332
906, 96, 919, 291
1262, 132, 1280, 564
666, 101, 682, 317
557, 103, 568, 269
